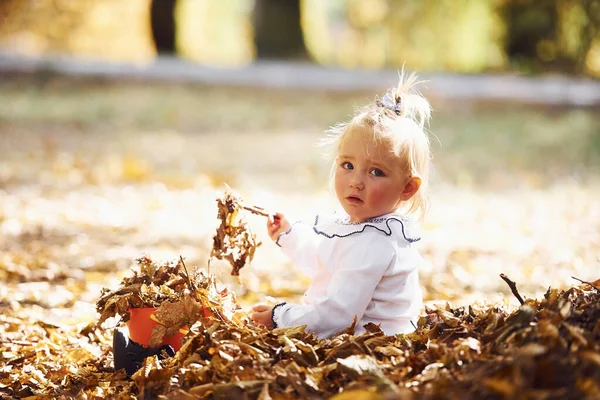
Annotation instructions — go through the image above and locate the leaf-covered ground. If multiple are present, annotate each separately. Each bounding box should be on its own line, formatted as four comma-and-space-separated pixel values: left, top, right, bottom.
1, 76, 599, 399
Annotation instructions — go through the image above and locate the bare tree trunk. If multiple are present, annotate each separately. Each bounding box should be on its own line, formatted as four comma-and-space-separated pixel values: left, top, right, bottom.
253, 0, 307, 60
150, 0, 177, 55
502, 0, 557, 64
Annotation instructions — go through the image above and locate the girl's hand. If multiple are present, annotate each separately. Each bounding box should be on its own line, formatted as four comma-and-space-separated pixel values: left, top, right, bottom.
251, 304, 274, 328
266, 212, 290, 242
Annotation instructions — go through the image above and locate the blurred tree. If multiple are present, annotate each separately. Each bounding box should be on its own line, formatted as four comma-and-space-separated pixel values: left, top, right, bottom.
0, 0, 85, 54
175, 0, 254, 65
302, 0, 599, 76
151, 0, 177, 54
579, 0, 600, 73
501, 0, 600, 75
252, 0, 307, 59
0, 0, 155, 61
303, 0, 505, 71
502, 0, 556, 70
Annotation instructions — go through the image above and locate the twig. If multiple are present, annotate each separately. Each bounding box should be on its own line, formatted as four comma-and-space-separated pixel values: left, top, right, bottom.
500, 273, 525, 305
571, 276, 600, 293
242, 204, 271, 217
222, 183, 273, 217
179, 256, 196, 292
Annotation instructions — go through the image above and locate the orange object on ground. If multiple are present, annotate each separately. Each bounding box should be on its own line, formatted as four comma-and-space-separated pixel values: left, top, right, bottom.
127, 306, 213, 351
126, 307, 187, 351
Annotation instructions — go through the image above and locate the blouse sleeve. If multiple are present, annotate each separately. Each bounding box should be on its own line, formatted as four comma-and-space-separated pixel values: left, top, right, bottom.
275, 221, 320, 277
272, 233, 396, 338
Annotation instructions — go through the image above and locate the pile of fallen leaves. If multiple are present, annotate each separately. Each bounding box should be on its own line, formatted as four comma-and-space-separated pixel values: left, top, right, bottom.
3, 267, 599, 399
128, 276, 600, 399
95, 256, 247, 348
0, 312, 133, 399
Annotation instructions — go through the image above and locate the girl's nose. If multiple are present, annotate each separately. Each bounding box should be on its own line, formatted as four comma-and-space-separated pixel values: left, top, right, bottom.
349, 176, 364, 190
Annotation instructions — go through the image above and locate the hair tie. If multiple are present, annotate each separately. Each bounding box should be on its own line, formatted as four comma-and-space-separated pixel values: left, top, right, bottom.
377, 91, 402, 115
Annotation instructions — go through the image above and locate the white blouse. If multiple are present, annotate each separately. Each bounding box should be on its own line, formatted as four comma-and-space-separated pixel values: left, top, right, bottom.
272, 212, 423, 339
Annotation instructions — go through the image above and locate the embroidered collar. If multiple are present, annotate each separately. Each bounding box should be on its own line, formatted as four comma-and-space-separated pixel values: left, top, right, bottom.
312, 212, 421, 243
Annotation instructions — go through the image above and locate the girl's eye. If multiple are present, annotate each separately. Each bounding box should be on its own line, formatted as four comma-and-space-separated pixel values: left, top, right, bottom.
341, 161, 354, 170
370, 168, 385, 177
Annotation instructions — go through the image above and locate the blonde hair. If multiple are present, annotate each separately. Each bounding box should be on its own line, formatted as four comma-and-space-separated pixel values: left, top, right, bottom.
321, 71, 432, 219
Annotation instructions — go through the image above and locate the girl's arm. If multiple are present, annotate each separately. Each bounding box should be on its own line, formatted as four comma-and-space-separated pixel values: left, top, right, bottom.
273, 235, 405, 338
267, 213, 320, 277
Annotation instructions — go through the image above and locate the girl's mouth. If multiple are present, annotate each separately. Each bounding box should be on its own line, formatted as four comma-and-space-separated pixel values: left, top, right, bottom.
346, 196, 363, 204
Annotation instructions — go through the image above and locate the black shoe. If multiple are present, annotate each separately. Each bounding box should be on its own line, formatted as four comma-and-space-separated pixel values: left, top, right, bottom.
113, 328, 175, 377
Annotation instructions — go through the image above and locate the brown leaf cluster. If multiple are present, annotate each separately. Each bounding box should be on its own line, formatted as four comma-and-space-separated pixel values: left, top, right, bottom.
0, 312, 134, 399
0, 234, 79, 284
125, 279, 600, 400
211, 190, 260, 276
95, 256, 246, 347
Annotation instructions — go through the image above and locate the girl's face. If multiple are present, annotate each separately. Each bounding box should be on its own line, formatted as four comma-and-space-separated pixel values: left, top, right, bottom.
334, 130, 412, 223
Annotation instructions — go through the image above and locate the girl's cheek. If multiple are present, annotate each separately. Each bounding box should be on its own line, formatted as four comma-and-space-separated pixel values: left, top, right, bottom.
369, 185, 387, 204
367, 185, 380, 200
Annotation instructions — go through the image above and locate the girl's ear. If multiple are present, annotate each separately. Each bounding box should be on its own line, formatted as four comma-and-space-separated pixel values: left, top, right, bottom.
400, 177, 421, 200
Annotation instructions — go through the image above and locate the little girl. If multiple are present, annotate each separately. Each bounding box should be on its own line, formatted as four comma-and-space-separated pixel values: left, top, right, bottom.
252, 73, 432, 339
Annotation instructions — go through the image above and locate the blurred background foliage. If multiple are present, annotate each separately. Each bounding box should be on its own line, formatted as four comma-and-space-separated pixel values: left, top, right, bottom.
0, 0, 598, 76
